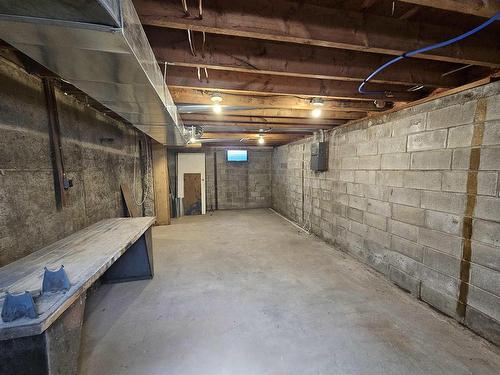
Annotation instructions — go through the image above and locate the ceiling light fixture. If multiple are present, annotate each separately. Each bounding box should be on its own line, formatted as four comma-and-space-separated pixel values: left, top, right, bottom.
258, 135, 265, 145
311, 98, 324, 118
211, 92, 223, 114
213, 103, 222, 113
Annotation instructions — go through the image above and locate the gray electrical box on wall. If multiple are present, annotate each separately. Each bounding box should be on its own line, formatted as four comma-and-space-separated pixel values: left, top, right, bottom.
310, 142, 328, 171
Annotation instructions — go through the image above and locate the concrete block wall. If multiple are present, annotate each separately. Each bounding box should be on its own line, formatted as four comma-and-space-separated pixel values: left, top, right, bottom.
0, 57, 152, 266
172, 149, 272, 212
215, 149, 272, 209
271, 80, 500, 345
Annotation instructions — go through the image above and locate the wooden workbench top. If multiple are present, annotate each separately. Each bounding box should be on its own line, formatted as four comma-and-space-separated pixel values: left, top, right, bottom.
0, 217, 155, 340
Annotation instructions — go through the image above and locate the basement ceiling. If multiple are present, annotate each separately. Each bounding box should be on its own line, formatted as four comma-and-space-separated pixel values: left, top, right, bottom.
1, 1, 497, 147
133, 0, 499, 146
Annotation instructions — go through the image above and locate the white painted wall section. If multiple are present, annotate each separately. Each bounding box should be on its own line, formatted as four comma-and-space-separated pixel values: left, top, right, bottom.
177, 153, 206, 215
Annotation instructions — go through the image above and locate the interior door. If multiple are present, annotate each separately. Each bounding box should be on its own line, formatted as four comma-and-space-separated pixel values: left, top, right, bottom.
184, 173, 202, 215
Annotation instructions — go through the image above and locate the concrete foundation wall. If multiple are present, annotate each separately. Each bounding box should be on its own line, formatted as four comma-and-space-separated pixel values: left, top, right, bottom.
0, 58, 152, 266
213, 149, 272, 210
271, 81, 500, 345
171, 149, 271, 212
205, 148, 272, 211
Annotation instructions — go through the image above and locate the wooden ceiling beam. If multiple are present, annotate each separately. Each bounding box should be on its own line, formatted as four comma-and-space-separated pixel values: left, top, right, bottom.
182, 115, 337, 125
166, 66, 422, 102
183, 116, 334, 125
398, 0, 500, 18
146, 27, 462, 88
183, 118, 341, 127
200, 140, 290, 146
183, 121, 337, 129
200, 132, 304, 144
202, 132, 303, 139
181, 110, 364, 121
136, 0, 500, 68
399, 6, 421, 19
223, 109, 365, 119
201, 127, 314, 134
170, 88, 386, 112
179, 108, 365, 119
203, 130, 311, 135
361, 0, 380, 10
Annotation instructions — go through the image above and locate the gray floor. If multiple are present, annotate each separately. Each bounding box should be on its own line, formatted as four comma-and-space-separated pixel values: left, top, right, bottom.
79, 209, 500, 375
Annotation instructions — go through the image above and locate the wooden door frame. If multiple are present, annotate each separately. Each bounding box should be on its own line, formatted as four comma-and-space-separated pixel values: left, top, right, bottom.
177, 153, 206, 215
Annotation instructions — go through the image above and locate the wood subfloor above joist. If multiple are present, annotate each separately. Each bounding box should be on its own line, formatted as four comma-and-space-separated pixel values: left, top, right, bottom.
398, 0, 500, 18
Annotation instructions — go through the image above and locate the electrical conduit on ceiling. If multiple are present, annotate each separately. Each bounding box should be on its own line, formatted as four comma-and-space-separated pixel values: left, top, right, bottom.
359, 12, 500, 95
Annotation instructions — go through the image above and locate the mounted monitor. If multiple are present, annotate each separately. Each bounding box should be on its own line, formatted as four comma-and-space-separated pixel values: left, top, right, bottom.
227, 150, 248, 162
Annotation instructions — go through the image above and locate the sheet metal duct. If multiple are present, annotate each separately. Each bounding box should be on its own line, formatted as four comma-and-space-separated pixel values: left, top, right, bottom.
0, 0, 187, 145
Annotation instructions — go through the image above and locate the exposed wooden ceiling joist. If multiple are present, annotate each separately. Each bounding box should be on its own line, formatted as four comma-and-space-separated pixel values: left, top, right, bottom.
398, 0, 500, 18
399, 6, 421, 19
203, 130, 311, 135
200, 140, 291, 146
136, 0, 500, 68
170, 88, 386, 112
146, 27, 463, 88
166, 66, 422, 102
183, 116, 335, 126
361, 0, 380, 10
200, 125, 316, 133
201, 132, 304, 140
181, 110, 365, 121
183, 121, 337, 129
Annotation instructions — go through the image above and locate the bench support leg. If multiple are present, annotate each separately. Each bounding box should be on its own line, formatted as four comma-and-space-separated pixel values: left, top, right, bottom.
0, 294, 86, 375
102, 228, 154, 283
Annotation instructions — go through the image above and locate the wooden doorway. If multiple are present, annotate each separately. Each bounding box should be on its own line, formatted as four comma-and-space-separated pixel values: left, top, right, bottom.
184, 173, 202, 215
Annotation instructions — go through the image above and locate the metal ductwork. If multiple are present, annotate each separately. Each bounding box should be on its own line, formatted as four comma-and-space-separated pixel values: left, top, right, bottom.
0, 0, 187, 145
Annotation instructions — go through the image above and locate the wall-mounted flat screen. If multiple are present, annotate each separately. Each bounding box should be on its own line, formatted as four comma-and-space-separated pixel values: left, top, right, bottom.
227, 150, 248, 162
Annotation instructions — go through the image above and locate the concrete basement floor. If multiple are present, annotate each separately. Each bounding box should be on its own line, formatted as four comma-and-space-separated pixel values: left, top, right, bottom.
79, 209, 500, 375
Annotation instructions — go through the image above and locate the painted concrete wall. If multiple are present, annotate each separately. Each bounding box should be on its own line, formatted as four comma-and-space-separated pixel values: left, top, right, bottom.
272, 81, 500, 345
177, 153, 206, 215
0, 57, 152, 266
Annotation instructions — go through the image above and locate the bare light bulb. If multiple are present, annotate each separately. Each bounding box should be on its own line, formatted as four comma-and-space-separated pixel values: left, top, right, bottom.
258, 136, 265, 145
213, 103, 222, 113
310, 98, 324, 118
311, 107, 322, 118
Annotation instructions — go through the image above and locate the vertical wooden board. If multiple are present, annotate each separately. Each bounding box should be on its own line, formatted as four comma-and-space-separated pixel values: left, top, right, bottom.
151, 142, 170, 225
184, 173, 202, 215
120, 184, 141, 218
43, 78, 65, 210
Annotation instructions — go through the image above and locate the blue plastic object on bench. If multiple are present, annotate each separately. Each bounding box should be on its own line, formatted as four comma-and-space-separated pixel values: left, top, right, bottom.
42, 265, 70, 294
1, 292, 37, 322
